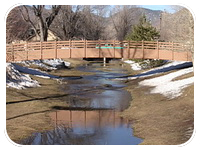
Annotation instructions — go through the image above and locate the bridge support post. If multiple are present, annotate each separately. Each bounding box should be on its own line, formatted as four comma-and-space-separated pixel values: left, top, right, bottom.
12, 44, 14, 62
26, 42, 28, 60
103, 57, 106, 66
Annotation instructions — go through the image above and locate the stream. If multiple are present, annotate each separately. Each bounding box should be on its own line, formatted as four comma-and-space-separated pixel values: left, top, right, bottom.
21, 61, 142, 145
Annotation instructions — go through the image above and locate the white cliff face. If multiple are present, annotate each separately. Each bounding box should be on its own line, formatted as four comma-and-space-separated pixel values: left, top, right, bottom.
6, 63, 40, 89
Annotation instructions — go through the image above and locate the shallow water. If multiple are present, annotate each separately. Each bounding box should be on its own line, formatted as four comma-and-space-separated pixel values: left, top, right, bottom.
22, 62, 142, 145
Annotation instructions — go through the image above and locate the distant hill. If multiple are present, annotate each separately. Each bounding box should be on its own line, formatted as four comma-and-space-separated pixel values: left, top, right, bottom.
103, 7, 162, 40
127, 7, 161, 27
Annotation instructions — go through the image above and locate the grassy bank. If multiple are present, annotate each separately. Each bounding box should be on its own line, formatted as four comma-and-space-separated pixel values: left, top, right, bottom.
122, 72, 194, 145
6, 75, 69, 143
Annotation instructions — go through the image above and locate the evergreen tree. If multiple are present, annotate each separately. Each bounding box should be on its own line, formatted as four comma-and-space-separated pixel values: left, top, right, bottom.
126, 15, 164, 68
126, 15, 160, 41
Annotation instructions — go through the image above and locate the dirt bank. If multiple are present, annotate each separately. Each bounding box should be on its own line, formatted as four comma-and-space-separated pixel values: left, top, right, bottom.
6, 59, 91, 144
122, 72, 194, 145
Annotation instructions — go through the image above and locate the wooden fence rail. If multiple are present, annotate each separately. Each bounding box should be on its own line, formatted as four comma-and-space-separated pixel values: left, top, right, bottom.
6, 40, 193, 62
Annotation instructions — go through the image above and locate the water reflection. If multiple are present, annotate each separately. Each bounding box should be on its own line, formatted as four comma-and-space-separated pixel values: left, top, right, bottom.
21, 62, 142, 145
23, 110, 142, 145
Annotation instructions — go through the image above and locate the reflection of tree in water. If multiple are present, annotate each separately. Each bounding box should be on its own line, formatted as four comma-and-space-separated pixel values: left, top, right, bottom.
22, 110, 128, 145
23, 123, 107, 145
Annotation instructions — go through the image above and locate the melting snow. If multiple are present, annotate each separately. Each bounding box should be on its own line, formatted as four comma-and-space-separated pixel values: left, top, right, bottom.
127, 61, 193, 80
6, 63, 40, 89
123, 60, 142, 70
43, 59, 70, 68
139, 67, 194, 99
12, 64, 58, 79
6, 59, 71, 89
122, 60, 194, 99
18, 59, 71, 70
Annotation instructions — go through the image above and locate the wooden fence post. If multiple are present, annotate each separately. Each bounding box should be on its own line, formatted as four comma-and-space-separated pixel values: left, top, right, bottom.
128, 40, 130, 58
157, 41, 159, 59
113, 40, 115, 58
40, 41, 43, 60
142, 40, 144, 59
99, 40, 101, 58
84, 39, 87, 58
69, 40, 72, 58
12, 44, 14, 62
172, 41, 174, 60
55, 40, 57, 59
26, 42, 29, 60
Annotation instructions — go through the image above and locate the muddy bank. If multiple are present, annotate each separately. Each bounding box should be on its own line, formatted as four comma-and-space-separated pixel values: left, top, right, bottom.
122, 74, 194, 145
6, 59, 93, 144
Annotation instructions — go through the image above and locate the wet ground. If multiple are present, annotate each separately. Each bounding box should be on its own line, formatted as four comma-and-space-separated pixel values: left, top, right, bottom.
21, 62, 142, 145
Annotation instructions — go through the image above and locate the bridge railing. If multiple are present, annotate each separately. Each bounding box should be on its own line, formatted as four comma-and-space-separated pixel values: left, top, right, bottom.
6, 40, 193, 62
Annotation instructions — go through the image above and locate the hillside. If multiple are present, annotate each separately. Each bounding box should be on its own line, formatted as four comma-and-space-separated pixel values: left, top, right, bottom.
103, 7, 162, 40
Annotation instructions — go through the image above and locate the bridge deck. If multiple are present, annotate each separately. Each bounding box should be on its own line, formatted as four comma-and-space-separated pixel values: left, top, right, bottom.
6, 40, 193, 62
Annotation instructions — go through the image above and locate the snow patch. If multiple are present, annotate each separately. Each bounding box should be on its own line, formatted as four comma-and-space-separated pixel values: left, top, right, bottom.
12, 64, 58, 79
124, 60, 142, 70
6, 59, 71, 89
18, 59, 71, 70
6, 63, 40, 89
126, 61, 193, 80
139, 67, 194, 99
43, 59, 70, 68
150, 77, 193, 99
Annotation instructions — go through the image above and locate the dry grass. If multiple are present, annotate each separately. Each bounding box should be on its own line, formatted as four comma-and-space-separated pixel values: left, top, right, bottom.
50, 68, 94, 77
6, 59, 91, 144
172, 71, 194, 81
122, 74, 194, 145
6, 73, 73, 143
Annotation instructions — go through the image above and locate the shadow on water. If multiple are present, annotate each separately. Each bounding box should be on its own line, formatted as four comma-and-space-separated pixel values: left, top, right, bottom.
21, 62, 143, 145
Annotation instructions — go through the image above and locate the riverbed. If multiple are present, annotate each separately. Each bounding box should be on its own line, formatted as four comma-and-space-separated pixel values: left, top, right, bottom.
20, 62, 142, 145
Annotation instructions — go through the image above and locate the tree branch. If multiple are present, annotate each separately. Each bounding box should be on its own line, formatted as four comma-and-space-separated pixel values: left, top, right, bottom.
19, 6, 39, 38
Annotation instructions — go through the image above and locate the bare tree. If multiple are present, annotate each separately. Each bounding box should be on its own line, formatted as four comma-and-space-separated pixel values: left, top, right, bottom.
51, 5, 82, 40
160, 7, 194, 62
6, 6, 31, 43
51, 5, 109, 40
110, 6, 135, 41
19, 5, 61, 41
80, 5, 109, 40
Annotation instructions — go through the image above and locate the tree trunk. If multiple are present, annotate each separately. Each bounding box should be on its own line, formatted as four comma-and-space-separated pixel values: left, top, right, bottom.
43, 28, 48, 41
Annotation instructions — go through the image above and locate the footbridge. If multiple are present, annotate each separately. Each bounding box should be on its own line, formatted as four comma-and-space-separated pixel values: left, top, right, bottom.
6, 40, 193, 62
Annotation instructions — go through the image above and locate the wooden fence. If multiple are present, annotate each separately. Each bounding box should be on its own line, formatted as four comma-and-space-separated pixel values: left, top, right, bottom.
6, 40, 193, 62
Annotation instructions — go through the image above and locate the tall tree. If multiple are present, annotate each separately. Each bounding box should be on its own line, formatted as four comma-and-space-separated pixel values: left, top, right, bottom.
19, 5, 61, 41
6, 6, 31, 43
110, 6, 134, 41
52, 5, 82, 40
160, 7, 194, 63
126, 15, 160, 41
80, 5, 109, 40
126, 15, 162, 68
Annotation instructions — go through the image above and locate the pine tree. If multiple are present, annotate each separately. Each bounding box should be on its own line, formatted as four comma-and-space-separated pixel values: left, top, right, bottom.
126, 15, 164, 68
126, 15, 160, 41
